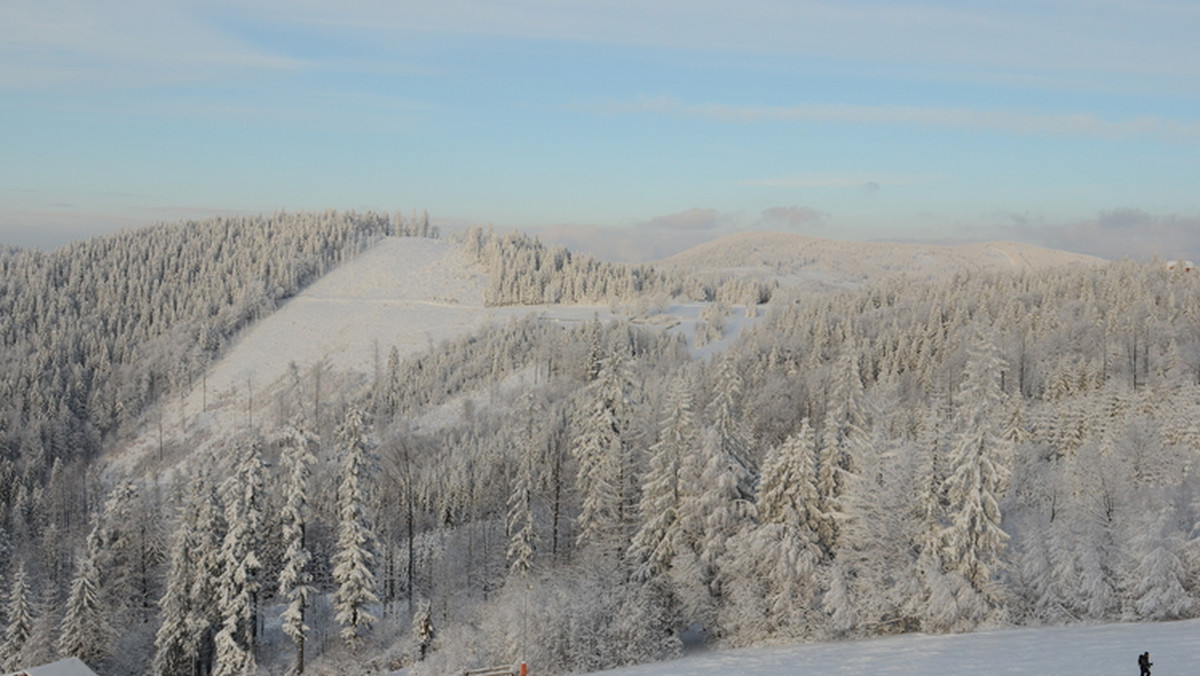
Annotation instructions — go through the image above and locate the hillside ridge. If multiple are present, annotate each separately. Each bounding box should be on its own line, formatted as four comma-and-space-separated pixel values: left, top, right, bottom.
659, 230, 1103, 288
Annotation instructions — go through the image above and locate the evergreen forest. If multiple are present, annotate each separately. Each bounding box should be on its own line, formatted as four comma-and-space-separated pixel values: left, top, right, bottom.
2, 212, 1200, 676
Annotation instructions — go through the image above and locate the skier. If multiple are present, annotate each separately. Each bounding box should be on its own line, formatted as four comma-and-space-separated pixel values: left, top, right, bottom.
1138, 651, 1152, 676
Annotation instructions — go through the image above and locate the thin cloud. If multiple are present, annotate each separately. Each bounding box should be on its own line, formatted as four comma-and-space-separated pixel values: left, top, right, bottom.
227, 1, 1200, 88
736, 171, 934, 189
1095, 207, 1154, 229
0, 0, 300, 88
9, 1, 1196, 93
999, 209, 1200, 260
761, 206, 828, 228
643, 207, 726, 231
588, 97, 1200, 142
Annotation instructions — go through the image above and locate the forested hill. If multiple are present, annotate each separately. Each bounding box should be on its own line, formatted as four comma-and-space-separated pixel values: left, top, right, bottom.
0, 210, 433, 555
6, 216, 1200, 676
658, 230, 1103, 289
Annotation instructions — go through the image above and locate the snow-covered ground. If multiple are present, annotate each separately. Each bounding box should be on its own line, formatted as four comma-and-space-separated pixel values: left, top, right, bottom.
563, 620, 1196, 676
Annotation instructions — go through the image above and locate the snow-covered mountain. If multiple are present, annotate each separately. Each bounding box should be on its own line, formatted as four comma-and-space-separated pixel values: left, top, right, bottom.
658, 230, 1103, 289
18, 217, 1197, 676
110, 230, 1100, 478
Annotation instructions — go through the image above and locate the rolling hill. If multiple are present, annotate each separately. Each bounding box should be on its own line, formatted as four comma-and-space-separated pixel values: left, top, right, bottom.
657, 230, 1104, 289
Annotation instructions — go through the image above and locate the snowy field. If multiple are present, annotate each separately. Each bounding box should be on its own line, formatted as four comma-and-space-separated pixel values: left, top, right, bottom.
574, 620, 1197, 676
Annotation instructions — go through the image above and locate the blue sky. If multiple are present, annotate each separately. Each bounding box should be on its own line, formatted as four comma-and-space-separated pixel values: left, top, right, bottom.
2, 0, 1198, 260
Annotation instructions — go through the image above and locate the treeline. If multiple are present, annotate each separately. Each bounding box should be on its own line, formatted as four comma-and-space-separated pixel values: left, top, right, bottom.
462, 227, 773, 310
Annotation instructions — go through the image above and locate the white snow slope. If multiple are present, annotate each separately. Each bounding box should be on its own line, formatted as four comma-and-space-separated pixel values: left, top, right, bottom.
579, 619, 1195, 676
110, 237, 619, 473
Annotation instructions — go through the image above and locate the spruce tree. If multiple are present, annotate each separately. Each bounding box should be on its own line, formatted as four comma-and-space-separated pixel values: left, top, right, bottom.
572, 351, 636, 559
940, 333, 1011, 619
507, 429, 538, 578
59, 549, 108, 668
0, 563, 33, 671
190, 465, 227, 676
214, 439, 265, 676
816, 342, 867, 556
332, 408, 379, 648
278, 422, 318, 673
153, 507, 197, 676
629, 376, 695, 582
753, 420, 823, 629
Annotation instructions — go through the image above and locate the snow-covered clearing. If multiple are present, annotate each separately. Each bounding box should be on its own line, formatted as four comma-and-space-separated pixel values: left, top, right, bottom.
485, 620, 1196, 676
109, 237, 762, 475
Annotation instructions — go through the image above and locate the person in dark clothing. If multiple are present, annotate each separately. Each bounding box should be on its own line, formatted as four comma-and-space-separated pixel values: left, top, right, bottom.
1138, 651, 1152, 676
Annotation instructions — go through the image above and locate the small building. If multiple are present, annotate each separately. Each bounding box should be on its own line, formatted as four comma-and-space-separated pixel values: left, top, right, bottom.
1, 657, 99, 676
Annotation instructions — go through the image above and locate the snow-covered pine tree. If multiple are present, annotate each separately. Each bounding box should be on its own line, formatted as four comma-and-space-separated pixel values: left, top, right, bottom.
507, 392, 541, 577
940, 332, 1012, 622
706, 354, 755, 476
90, 481, 138, 627
153, 500, 199, 676
838, 429, 924, 635
189, 464, 227, 676
628, 375, 696, 582
0, 563, 33, 671
278, 422, 318, 673
816, 341, 867, 557
1129, 508, 1193, 620
59, 548, 108, 668
754, 419, 823, 630
572, 350, 637, 560
332, 407, 380, 648
720, 419, 824, 643
695, 426, 754, 616
898, 406, 959, 632
213, 439, 265, 676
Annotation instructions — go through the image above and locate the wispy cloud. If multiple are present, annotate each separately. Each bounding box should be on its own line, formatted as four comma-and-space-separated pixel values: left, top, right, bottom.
643, 207, 727, 231
8, 1, 1197, 93
736, 172, 935, 189
998, 208, 1200, 260
585, 96, 1200, 142
231, 1, 1200, 87
0, 0, 300, 88
760, 206, 828, 228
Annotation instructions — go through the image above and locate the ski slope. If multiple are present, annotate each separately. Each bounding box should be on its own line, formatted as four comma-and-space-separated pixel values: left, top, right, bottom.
107, 237, 759, 476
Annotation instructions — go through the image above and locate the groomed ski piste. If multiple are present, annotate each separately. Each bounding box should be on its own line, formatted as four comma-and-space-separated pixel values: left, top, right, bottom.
109, 235, 763, 477
386, 618, 1200, 676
